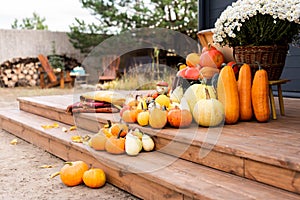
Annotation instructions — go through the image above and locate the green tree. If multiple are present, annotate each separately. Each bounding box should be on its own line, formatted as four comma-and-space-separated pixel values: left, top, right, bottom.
68, 0, 198, 54
11, 12, 48, 30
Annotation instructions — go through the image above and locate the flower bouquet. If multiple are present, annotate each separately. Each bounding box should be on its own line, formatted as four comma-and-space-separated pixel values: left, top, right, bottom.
212, 0, 300, 80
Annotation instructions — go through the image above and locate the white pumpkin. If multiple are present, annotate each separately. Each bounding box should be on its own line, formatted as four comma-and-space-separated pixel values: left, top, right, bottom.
183, 83, 216, 112
193, 98, 224, 127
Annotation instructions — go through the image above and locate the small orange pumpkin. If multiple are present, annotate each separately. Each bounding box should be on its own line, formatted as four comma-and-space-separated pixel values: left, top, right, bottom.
105, 129, 125, 154
121, 108, 138, 123
110, 122, 128, 137
167, 106, 193, 128
60, 161, 89, 187
83, 168, 106, 188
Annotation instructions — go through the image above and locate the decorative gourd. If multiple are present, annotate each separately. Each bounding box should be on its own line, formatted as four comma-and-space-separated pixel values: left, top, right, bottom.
217, 64, 239, 124
155, 94, 171, 108
211, 72, 219, 91
169, 85, 183, 103
60, 161, 89, 187
149, 103, 167, 129
237, 63, 253, 121
100, 120, 112, 137
193, 88, 225, 127
110, 122, 128, 137
184, 66, 200, 80
179, 96, 190, 112
83, 168, 106, 188
183, 82, 216, 112
167, 106, 193, 128
251, 63, 270, 122
137, 102, 150, 126
90, 132, 107, 151
121, 108, 138, 123
199, 43, 224, 69
199, 67, 219, 80
186, 52, 201, 68
105, 129, 125, 154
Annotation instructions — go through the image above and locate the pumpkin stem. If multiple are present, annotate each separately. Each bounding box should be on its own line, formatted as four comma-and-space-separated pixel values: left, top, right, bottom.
135, 94, 140, 101
64, 161, 73, 166
200, 78, 208, 85
205, 88, 211, 100
117, 129, 123, 139
221, 63, 227, 69
255, 61, 263, 70
105, 120, 112, 128
207, 43, 211, 49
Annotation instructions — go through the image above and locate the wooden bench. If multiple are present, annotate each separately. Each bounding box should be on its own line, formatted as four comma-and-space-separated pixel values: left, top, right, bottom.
98, 55, 120, 83
38, 54, 73, 89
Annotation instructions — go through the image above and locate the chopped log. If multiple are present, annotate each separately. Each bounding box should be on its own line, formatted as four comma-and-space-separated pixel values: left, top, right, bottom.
28, 69, 34, 75
4, 69, 11, 74
7, 80, 15, 88
23, 69, 28, 75
32, 74, 38, 80
29, 79, 36, 87
11, 74, 18, 82
25, 75, 32, 81
18, 73, 25, 80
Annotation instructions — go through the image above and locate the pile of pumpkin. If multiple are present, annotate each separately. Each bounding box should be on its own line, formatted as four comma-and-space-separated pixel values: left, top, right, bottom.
172, 42, 270, 126
119, 44, 270, 128
119, 91, 193, 129
51, 160, 106, 188
179, 62, 270, 126
88, 120, 155, 156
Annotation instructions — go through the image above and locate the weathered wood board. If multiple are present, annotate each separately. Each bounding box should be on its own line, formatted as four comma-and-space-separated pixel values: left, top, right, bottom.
0, 109, 299, 199
13, 95, 300, 194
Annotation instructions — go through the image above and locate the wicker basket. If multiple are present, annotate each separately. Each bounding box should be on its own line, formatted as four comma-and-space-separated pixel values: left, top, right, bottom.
233, 45, 289, 80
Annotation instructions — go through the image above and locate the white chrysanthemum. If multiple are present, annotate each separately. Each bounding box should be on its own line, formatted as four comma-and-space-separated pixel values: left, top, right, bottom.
213, 0, 300, 46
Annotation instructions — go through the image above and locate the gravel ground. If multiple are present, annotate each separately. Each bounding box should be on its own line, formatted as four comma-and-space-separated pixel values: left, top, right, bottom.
0, 87, 140, 200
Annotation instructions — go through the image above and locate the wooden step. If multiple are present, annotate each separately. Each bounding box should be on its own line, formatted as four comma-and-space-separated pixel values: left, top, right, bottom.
0, 109, 299, 200
17, 95, 300, 194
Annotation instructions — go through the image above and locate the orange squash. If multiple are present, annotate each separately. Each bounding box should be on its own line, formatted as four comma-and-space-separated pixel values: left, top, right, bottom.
122, 108, 138, 123
251, 64, 270, 122
60, 161, 89, 187
110, 122, 128, 137
237, 63, 253, 121
83, 168, 106, 188
167, 106, 193, 128
217, 64, 239, 124
105, 129, 125, 154
90, 132, 107, 151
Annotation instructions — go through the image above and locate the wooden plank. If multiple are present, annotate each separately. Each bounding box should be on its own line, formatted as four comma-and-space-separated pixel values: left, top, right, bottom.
245, 160, 300, 194
1, 109, 300, 199
12, 95, 300, 192
18, 97, 74, 125
155, 137, 244, 176
16, 95, 300, 171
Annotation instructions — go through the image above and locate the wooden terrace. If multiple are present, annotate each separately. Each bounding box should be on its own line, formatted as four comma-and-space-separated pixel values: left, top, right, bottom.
0, 93, 299, 199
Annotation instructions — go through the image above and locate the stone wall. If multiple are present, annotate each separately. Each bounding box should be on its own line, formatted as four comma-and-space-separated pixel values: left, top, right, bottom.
0, 29, 85, 63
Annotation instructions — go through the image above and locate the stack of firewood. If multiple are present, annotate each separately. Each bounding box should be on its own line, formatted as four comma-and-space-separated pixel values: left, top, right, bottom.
0, 56, 81, 88
0, 57, 40, 88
